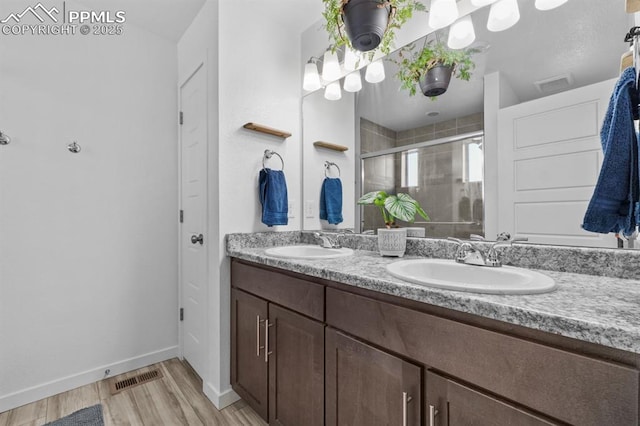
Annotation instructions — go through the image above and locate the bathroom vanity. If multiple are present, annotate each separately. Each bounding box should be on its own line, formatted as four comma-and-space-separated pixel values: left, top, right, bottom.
228, 233, 640, 426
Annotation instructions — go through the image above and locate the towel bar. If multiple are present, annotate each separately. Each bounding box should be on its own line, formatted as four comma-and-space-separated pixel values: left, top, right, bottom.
263, 149, 284, 171
0, 131, 10, 145
324, 161, 341, 177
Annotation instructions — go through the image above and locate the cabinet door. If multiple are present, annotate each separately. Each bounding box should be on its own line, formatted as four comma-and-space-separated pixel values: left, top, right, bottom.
326, 328, 421, 426
268, 304, 324, 426
426, 371, 558, 426
231, 289, 269, 421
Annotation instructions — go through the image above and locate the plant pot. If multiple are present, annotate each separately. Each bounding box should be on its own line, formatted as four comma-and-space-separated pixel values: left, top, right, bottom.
342, 0, 392, 52
377, 228, 407, 257
419, 64, 453, 97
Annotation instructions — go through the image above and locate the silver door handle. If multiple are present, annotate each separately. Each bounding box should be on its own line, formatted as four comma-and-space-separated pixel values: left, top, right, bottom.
256, 316, 265, 357
264, 319, 273, 363
191, 234, 204, 245
429, 404, 439, 426
402, 392, 412, 426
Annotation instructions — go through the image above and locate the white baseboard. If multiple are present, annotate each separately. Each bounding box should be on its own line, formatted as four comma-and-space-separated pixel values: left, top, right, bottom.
0, 346, 179, 413
203, 381, 240, 410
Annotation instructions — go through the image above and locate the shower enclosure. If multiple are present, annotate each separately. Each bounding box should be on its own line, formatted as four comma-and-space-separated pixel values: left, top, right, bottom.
361, 132, 485, 239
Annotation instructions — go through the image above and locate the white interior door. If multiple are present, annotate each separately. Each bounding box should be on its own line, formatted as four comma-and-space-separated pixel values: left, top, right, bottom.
180, 64, 208, 378
497, 79, 616, 248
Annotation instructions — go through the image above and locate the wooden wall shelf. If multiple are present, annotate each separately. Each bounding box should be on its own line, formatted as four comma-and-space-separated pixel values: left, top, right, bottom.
627, 0, 640, 13
313, 141, 348, 152
243, 123, 291, 139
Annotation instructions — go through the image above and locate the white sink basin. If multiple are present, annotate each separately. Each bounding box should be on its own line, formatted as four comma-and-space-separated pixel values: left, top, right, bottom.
387, 259, 556, 294
265, 245, 354, 260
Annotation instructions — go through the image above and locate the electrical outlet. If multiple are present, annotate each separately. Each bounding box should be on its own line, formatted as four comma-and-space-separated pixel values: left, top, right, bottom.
305, 200, 314, 218
288, 199, 295, 219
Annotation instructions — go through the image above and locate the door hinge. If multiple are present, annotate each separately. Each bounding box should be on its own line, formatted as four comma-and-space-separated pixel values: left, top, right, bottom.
180, 210, 184, 223
179, 111, 184, 125
180, 308, 184, 321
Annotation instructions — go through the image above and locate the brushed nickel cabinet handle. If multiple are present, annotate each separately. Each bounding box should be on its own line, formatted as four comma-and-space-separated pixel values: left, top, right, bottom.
256, 316, 265, 357
402, 392, 413, 426
429, 404, 439, 426
264, 319, 273, 363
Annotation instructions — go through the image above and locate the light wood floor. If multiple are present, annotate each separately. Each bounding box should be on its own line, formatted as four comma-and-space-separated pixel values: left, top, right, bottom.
0, 358, 267, 426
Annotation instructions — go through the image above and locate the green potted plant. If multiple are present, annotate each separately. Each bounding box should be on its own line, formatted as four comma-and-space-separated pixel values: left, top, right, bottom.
323, 0, 425, 55
357, 190, 429, 256
395, 40, 476, 97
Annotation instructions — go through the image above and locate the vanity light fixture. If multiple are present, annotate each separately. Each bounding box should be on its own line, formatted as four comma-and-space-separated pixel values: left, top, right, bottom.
303, 58, 322, 91
365, 59, 386, 83
325, 81, 342, 100
344, 70, 363, 92
429, 0, 459, 30
487, 0, 520, 32
343, 48, 360, 72
534, 0, 569, 10
448, 15, 476, 49
322, 49, 341, 82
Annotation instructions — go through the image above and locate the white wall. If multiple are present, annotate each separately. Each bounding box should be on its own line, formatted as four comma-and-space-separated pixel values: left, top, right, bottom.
302, 90, 356, 230
0, 17, 179, 411
178, 0, 317, 408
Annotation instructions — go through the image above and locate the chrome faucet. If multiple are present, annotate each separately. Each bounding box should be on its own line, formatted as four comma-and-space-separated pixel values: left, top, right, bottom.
448, 237, 488, 266
313, 230, 355, 249
313, 232, 341, 249
448, 233, 528, 267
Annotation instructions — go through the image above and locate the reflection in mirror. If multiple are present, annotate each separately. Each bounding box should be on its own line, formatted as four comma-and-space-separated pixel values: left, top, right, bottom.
302, 1, 635, 248
349, 2, 632, 248
362, 132, 484, 238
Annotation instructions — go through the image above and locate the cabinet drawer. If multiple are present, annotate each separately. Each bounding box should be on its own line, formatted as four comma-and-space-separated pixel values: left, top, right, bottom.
327, 287, 639, 426
426, 371, 557, 426
231, 260, 324, 321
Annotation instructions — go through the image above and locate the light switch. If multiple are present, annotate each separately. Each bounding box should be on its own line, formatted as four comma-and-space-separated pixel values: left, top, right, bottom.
288, 199, 295, 219
305, 200, 314, 218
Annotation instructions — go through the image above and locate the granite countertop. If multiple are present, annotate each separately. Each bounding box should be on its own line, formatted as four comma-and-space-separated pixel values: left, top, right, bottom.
227, 233, 640, 355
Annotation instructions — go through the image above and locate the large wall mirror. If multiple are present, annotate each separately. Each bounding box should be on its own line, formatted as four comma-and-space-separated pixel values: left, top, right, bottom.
302, 1, 633, 249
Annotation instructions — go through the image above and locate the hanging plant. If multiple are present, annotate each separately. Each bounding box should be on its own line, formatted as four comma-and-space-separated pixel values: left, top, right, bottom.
322, 0, 426, 55
394, 40, 476, 97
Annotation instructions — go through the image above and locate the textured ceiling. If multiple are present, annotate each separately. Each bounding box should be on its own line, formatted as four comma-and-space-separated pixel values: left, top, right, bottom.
71, 0, 206, 42
358, 1, 633, 132
71, 0, 322, 42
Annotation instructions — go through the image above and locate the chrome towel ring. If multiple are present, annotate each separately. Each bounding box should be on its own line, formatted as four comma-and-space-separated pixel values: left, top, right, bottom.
67, 141, 81, 153
0, 131, 11, 145
262, 149, 284, 171
324, 161, 341, 177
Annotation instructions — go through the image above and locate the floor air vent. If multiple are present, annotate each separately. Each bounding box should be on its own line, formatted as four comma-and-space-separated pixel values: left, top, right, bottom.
109, 369, 163, 395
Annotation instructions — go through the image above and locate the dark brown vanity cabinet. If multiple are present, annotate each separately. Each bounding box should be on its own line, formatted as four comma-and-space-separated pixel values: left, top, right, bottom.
230, 289, 269, 419
426, 371, 556, 426
231, 259, 640, 426
325, 328, 421, 426
327, 287, 639, 426
231, 262, 324, 426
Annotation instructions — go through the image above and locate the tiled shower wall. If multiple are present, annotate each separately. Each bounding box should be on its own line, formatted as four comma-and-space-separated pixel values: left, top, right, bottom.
396, 112, 484, 147
360, 113, 484, 237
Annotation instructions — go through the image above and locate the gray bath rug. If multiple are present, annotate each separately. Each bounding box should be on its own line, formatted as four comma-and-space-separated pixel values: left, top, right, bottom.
44, 404, 104, 426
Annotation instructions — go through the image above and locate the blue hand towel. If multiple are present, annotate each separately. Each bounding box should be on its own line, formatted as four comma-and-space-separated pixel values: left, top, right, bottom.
259, 169, 288, 226
320, 177, 343, 225
582, 67, 639, 236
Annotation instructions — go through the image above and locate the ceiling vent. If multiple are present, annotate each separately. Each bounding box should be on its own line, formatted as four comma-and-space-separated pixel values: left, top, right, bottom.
534, 74, 573, 94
